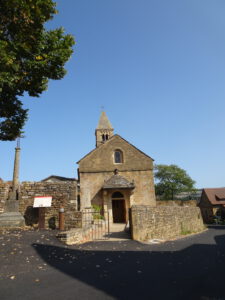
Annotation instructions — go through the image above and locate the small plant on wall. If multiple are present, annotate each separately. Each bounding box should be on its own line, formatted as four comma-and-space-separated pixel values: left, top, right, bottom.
92, 204, 104, 220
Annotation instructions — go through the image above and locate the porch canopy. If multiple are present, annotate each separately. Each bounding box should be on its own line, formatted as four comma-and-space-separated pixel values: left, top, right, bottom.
102, 173, 135, 190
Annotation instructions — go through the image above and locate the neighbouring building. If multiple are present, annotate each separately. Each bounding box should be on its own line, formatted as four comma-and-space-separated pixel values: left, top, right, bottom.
198, 188, 225, 223
77, 111, 156, 223
41, 175, 77, 183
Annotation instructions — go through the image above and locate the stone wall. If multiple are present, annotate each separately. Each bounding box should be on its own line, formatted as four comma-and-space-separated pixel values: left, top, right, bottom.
0, 182, 10, 213
57, 226, 93, 245
156, 200, 197, 207
130, 205, 205, 242
19, 181, 78, 229
0, 181, 79, 230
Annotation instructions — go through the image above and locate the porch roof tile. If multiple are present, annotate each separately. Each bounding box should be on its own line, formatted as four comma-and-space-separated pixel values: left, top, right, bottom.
103, 174, 135, 189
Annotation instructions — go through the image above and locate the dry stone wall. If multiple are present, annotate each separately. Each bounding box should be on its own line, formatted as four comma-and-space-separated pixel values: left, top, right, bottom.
57, 226, 93, 245
156, 200, 197, 207
0, 181, 78, 229
0, 182, 10, 213
130, 205, 205, 242
19, 182, 78, 229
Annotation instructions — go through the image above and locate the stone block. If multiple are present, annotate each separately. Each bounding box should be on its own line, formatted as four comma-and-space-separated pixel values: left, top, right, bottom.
0, 212, 25, 228
57, 226, 92, 245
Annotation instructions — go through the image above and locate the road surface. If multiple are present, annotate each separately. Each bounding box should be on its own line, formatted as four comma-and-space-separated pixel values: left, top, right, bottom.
0, 226, 225, 300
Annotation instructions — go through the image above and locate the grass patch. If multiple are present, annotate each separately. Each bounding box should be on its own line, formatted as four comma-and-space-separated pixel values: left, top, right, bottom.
180, 222, 193, 235
180, 229, 193, 235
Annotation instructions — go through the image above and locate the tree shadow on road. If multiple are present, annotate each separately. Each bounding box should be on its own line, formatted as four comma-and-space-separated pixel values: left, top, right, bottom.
33, 232, 225, 300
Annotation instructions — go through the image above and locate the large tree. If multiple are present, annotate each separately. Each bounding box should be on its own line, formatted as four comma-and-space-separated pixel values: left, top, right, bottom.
154, 164, 196, 200
0, 0, 75, 140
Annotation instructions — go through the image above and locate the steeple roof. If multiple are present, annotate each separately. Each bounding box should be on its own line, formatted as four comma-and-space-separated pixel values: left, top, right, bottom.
97, 111, 113, 129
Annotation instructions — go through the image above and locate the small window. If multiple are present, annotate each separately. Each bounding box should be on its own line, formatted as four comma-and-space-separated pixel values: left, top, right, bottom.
114, 150, 123, 164
77, 195, 81, 211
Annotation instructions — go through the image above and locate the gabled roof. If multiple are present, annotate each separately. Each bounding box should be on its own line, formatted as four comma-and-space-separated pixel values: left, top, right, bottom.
202, 188, 225, 205
96, 111, 113, 129
77, 134, 154, 164
41, 175, 77, 182
103, 174, 135, 189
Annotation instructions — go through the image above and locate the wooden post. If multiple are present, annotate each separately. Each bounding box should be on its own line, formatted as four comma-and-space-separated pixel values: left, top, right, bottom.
38, 207, 45, 229
59, 206, 65, 230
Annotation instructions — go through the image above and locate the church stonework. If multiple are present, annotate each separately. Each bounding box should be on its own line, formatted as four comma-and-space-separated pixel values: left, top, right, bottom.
0, 112, 156, 229
77, 112, 156, 223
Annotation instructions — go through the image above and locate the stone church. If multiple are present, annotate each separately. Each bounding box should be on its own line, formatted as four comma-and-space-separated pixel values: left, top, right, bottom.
0, 112, 205, 239
77, 112, 156, 223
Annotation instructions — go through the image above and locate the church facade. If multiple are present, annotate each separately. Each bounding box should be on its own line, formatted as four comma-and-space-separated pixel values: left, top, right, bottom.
77, 112, 156, 223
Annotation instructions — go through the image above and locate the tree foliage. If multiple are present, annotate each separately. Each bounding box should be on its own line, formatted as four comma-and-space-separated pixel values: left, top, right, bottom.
154, 164, 196, 200
0, 0, 75, 140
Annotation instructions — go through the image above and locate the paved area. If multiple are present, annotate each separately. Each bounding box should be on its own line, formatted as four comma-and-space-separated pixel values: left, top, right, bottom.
108, 223, 130, 240
1, 226, 225, 300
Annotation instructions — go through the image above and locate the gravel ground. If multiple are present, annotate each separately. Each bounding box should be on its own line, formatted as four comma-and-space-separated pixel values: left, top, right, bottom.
1, 226, 225, 300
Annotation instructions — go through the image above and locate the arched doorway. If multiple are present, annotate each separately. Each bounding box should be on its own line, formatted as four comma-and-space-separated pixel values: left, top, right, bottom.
112, 191, 126, 223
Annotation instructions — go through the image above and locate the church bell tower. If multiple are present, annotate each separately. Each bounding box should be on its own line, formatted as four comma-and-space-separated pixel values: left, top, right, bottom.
95, 111, 114, 147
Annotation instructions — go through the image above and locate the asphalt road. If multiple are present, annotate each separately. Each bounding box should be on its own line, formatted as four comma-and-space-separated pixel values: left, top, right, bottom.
1, 226, 225, 300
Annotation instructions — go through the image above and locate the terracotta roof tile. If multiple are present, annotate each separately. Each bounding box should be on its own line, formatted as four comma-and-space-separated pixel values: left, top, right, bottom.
203, 188, 225, 205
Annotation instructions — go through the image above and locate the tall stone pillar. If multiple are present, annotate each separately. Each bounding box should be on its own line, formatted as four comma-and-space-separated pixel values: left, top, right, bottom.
12, 146, 20, 193
6, 145, 20, 207
0, 139, 25, 227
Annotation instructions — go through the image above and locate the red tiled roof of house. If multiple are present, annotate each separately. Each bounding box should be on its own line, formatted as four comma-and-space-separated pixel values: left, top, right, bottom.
203, 188, 225, 205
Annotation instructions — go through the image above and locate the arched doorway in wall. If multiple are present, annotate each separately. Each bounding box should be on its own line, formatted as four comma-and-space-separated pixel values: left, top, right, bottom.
112, 191, 126, 223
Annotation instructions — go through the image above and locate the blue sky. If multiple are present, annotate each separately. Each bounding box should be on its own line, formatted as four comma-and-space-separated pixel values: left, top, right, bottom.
1, 0, 225, 188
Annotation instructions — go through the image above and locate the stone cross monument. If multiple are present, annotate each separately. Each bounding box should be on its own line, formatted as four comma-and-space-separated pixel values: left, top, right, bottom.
0, 138, 25, 227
